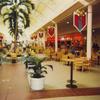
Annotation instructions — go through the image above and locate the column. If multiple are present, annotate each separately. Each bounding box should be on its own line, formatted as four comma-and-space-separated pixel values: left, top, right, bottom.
54, 23, 58, 52
43, 30, 46, 49
87, 5, 92, 60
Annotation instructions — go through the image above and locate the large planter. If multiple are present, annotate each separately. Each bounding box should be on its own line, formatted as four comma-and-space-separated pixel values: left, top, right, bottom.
27, 69, 34, 85
30, 77, 45, 90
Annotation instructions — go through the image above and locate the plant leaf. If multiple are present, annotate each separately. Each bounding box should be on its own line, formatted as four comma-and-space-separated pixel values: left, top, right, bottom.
44, 65, 53, 70
41, 70, 47, 74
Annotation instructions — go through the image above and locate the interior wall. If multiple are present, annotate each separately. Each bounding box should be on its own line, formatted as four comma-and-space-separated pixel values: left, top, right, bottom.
58, 22, 77, 36
92, 29, 100, 47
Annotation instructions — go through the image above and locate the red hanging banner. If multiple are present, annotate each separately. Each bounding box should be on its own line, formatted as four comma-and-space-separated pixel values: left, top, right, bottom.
31, 34, 37, 40
47, 26, 55, 37
73, 10, 87, 32
34, 35, 37, 40
0, 36, 3, 40
0, 33, 3, 40
39, 32, 43, 38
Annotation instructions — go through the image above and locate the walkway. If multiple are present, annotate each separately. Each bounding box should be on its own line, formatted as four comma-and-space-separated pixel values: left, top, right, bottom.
0, 61, 100, 100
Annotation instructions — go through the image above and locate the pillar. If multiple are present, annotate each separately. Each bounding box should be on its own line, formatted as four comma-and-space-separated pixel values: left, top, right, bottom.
43, 30, 46, 49
54, 23, 58, 52
87, 5, 92, 60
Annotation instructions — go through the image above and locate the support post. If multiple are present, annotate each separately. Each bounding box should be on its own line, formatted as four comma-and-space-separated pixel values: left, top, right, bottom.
54, 23, 58, 52
43, 30, 46, 49
87, 5, 92, 60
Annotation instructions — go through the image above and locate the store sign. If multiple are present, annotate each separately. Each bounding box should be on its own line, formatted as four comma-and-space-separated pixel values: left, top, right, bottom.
73, 11, 87, 32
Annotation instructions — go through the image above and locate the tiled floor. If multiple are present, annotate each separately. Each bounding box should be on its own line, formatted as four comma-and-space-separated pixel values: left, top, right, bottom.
44, 61, 100, 89
0, 61, 100, 100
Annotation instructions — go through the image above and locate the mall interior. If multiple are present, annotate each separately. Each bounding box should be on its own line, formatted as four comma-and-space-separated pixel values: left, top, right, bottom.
0, 0, 100, 100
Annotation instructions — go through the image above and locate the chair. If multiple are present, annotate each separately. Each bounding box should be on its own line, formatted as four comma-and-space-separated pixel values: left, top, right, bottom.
56, 51, 63, 61
74, 59, 83, 71
61, 54, 69, 64
82, 59, 92, 71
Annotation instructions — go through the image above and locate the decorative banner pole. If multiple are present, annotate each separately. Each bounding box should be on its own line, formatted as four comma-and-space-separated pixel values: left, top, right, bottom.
73, 10, 87, 32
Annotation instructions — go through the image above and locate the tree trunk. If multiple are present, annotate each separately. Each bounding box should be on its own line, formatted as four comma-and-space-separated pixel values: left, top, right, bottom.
13, 13, 18, 53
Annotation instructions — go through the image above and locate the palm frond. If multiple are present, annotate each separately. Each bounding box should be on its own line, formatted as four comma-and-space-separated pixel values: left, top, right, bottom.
9, 17, 13, 28
3, 12, 9, 17
41, 66, 47, 70
19, 8, 30, 28
9, 30, 14, 36
38, 57, 46, 65
18, 29, 23, 36
18, 15, 26, 27
18, 3, 31, 14
18, 0, 34, 10
3, 16, 10, 23
0, 0, 11, 3
0, 1, 13, 14
25, 0, 35, 9
41, 70, 48, 74
43, 65, 53, 71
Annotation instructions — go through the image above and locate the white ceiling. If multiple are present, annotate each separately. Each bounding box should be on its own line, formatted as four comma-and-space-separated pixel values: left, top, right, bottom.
20, 0, 80, 41
0, 0, 91, 42
29, 0, 78, 33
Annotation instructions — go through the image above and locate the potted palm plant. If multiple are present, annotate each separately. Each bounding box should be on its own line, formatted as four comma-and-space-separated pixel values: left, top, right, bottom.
24, 56, 53, 90
0, 0, 34, 52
